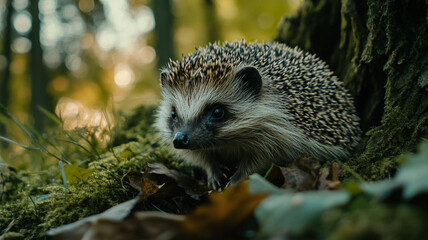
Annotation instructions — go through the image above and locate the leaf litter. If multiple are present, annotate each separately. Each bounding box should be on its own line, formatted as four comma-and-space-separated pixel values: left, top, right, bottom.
47, 143, 428, 240
47, 156, 337, 240
47, 180, 267, 240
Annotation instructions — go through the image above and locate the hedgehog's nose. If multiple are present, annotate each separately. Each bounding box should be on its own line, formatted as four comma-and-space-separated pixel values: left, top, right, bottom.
173, 132, 190, 149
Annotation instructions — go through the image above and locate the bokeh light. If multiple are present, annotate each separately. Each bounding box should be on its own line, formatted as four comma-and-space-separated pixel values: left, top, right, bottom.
11, 37, 32, 54
136, 6, 155, 34
43, 50, 61, 68
96, 25, 116, 51
13, 11, 32, 34
55, 97, 110, 137
78, 0, 95, 13
39, 0, 57, 15
40, 15, 62, 48
12, 0, 29, 11
138, 46, 156, 65
96, 0, 155, 51
114, 64, 135, 88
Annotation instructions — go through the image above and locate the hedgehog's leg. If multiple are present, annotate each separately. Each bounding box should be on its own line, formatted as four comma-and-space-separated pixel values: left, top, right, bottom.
207, 168, 222, 190
227, 157, 268, 187
202, 155, 224, 190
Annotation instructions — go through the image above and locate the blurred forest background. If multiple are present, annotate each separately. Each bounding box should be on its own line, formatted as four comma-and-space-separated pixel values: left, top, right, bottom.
0, 0, 302, 165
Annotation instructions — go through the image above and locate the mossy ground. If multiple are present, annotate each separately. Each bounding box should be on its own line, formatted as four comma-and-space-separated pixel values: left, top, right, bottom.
1, 105, 427, 240
0, 106, 186, 239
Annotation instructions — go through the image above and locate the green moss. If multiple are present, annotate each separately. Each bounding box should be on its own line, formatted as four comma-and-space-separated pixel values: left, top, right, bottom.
0, 105, 181, 239
0, 232, 24, 240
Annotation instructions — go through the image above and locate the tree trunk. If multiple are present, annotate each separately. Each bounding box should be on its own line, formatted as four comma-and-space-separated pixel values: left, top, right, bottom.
29, 0, 50, 131
203, 0, 220, 42
0, 0, 13, 136
275, 0, 428, 180
153, 0, 175, 68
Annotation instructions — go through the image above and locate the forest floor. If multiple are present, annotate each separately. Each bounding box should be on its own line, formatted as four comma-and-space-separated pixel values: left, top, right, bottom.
0, 105, 427, 240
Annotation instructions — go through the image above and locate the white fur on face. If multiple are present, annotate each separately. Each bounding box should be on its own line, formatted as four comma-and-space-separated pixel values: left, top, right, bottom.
155, 73, 349, 161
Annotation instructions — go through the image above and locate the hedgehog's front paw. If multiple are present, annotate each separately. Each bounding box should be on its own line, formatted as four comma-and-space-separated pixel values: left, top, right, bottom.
207, 171, 223, 191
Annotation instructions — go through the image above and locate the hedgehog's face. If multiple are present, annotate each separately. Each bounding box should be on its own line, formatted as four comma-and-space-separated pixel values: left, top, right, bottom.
155, 65, 263, 151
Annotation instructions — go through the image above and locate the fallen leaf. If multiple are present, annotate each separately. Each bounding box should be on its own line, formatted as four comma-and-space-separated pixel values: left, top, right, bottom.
122, 170, 144, 192
47, 197, 140, 240
250, 175, 350, 236
122, 163, 210, 212
330, 161, 341, 181
317, 166, 341, 190
295, 154, 321, 177
280, 164, 316, 191
182, 181, 267, 240
76, 212, 185, 240
264, 155, 342, 191
122, 170, 165, 202
48, 181, 267, 240
147, 163, 210, 200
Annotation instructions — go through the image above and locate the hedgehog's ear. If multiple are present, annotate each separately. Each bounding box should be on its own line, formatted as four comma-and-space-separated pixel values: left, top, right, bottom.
160, 70, 171, 88
234, 66, 262, 97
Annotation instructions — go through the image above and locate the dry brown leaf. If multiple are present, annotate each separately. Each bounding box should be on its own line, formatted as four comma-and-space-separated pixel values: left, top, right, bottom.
121, 170, 144, 192
147, 163, 210, 200
122, 163, 210, 204
279, 165, 316, 191
265, 155, 342, 191
77, 212, 185, 240
181, 181, 267, 240
122, 170, 164, 201
317, 161, 342, 190
295, 154, 322, 177
330, 161, 341, 181
47, 197, 140, 240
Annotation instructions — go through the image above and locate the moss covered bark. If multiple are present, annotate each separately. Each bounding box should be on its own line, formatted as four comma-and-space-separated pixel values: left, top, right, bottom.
275, 0, 428, 180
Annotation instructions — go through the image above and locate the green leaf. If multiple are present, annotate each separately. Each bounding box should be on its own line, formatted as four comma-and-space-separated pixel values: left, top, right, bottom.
360, 141, 428, 200
0, 136, 40, 150
36, 194, 51, 203
59, 161, 68, 197
24, 123, 56, 147
395, 141, 428, 199
249, 175, 350, 235
248, 174, 285, 195
38, 106, 63, 125
359, 180, 401, 199
3, 108, 37, 142
0, 103, 8, 115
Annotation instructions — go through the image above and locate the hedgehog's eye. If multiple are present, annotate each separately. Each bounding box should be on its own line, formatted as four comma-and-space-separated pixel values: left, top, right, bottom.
171, 109, 178, 120
210, 106, 225, 120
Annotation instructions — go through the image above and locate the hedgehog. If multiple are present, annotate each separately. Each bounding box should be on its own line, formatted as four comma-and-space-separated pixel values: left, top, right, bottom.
155, 40, 361, 188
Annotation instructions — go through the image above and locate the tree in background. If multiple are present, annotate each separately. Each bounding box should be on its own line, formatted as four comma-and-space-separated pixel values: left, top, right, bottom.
0, 0, 13, 136
275, 0, 427, 180
0, 0, 12, 112
153, 0, 174, 69
29, 0, 50, 131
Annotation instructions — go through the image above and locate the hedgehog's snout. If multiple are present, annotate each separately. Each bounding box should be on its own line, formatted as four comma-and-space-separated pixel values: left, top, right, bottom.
173, 132, 190, 149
